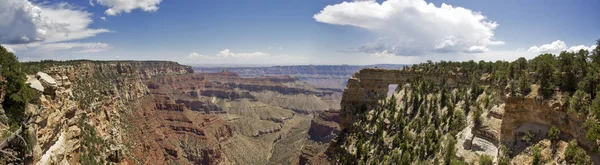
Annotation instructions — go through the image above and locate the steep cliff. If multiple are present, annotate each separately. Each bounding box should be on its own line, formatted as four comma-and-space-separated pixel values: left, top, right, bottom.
329, 66, 598, 164
1, 61, 194, 164
143, 70, 342, 164
0, 60, 346, 164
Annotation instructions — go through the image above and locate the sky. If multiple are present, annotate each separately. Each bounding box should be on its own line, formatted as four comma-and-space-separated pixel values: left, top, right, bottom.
1, 0, 599, 66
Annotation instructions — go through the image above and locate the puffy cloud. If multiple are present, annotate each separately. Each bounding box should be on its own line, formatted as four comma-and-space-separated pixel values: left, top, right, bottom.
314, 0, 503, 56
527, 40, 596, 54
465, 46, 489, 53
100, 17, 106, 21
527, 40, 567, 53
41, 4, 110, 43
0, 0, 109, 44
0, 0, 47, 44
567, 44, 596, 53
186, 52, 215, 60
95, 0, 163, 16
371, 50, 394, 58
38, 42, 112, 53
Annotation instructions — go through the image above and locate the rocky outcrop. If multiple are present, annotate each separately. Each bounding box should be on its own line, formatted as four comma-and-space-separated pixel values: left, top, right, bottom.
336, 68, 598, 163
501, 96, 592, 149
308, 110, 340, 142
21, 61, 192, 164
340, 68, 468, 130
252, 125, 282, 137
18, 61, 343, 164
174, 99, 224, 114
34, 61, 193, 80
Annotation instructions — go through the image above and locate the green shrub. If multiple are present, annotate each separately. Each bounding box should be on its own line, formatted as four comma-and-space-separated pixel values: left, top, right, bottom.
570, 90, 591, 114
564, 140, 592, 165
547, 126, 560, 142
473, 106, 483, 127
478, 154, 493, 165
0, 46, 37, 124
532, 146, 541, 165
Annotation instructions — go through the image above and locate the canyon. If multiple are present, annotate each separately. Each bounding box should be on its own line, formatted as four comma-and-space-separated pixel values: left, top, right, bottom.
194, 64, 404, 89
0, 61, 343, 164
330, 67, 599, 164
2, 59, 598, 165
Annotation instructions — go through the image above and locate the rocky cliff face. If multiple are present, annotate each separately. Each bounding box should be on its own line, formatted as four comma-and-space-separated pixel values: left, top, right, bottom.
17, 61, 193, 164
142, 70, 342, 164
3, 60, 346, 164
332, 68, 597, 164
340, 68, 468, 131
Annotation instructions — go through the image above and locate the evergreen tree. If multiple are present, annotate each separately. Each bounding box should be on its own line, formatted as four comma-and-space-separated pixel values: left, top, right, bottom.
532, 53, 556, 98
0, 46, 37, 124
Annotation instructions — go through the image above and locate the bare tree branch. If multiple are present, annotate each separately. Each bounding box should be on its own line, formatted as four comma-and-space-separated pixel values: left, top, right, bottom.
0, 149, 21, 161
0, 125, 23, 149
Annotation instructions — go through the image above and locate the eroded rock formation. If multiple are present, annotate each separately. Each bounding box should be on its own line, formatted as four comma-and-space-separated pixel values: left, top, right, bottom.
334, 68, 597, 164
15, 61, 194, 164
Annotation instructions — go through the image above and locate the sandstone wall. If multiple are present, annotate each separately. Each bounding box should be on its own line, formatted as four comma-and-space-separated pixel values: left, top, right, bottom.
502, 97, 593, 149
340, 68, 468, 129
339, 68, 596, 161
25, 61, 192, 164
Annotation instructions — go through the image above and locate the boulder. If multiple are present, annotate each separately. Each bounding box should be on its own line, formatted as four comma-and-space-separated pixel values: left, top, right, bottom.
28, 79, 45, 92
36, 72, 57, 88
36, 72, 58, 95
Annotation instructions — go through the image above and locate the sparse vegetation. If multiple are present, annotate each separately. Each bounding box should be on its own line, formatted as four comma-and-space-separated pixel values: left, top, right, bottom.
564, 140, 592, 165
532, 146, 541, 165
332, 78, 472, 164
0, 46, 37, 124
79, 114, 108, 165
329, 39, 600, 165
0, 45, 38, 163
521, 131, 534, 144
547, 126, 560, 143
478, 154, 493, 165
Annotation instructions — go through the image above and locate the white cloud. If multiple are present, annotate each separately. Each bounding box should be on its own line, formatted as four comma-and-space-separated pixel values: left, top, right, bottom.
314, 0, 503, 56
0, 0, 109, 44
41, 3, 110, 43
186, 52, 215, 60
371, 50, 394, 58
89, 0, 94, 6
567, 44, 596, 53
465, 46, 489, 53
527, 40, 566, 53
100, 16, 106, 21
216, 49, 269, 59
38, 42, 112, 53
527, 40, 597, 54
95, 0, 163, 16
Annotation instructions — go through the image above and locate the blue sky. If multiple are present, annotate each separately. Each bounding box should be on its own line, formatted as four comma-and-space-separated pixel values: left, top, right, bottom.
1, 0, 599, 65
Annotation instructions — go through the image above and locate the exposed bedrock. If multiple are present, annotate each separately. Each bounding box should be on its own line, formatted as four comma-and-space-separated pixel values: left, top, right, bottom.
339, 68, 597, 161
340, 68, 469, 129
501, 97, 592, 149
308, 110, 340, 142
